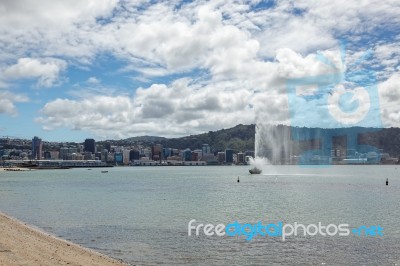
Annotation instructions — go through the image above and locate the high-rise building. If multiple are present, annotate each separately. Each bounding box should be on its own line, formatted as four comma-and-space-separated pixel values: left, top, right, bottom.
151, 144, 162, 161
162, 148, 173, 159
114, 152, 123, 165
84, 139, 96, 154
225, 149, 233, 164
130, 150, 140, 160
32, 136, 42, 160
101, 149, 108, 162
182, 148, 192, 161
217, 152, 225, 164
105, 142, 111, 152
202, 144, 211, 156
123, 149, 130, 165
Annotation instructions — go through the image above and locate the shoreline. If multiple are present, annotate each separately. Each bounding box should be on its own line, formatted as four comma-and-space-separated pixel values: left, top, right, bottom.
0, 211, 128, 266
0, 168, 34, 172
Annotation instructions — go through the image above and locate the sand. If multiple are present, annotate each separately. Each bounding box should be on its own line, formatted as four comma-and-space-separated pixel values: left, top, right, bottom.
0, 212, 128, 266
0, 168, 33, 172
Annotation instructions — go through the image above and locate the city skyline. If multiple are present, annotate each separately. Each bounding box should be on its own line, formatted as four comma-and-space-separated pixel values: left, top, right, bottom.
0, 1, 399, 142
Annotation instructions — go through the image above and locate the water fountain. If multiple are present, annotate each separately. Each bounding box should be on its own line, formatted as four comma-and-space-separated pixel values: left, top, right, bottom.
249, 123, 293, 173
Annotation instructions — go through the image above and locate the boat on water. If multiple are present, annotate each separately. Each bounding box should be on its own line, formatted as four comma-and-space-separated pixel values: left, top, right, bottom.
101, 170, 109, 173
249, 167, 262, 174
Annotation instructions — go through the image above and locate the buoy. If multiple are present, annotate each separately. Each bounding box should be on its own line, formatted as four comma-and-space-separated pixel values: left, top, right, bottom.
237, 176, 240, 183
386, 178, 388, 186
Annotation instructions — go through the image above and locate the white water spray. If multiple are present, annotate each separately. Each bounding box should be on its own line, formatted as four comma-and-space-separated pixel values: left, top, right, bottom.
253, 123, 292, 165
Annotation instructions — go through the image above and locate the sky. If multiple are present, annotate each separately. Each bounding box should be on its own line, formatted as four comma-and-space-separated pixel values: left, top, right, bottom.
0, 0, 399, 142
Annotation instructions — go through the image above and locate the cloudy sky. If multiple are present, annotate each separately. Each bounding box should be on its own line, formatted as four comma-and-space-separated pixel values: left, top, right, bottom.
0, 0, 399, 141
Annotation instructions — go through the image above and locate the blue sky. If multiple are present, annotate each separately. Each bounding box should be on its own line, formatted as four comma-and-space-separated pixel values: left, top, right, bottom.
0, 0, 399, 142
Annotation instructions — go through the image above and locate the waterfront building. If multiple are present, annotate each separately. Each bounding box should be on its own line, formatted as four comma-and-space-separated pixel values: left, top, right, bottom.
193, 149, 202, 160
167, 155, 181, 161
217, 152, 225, 164
59, 147, 78, 160
202, 144, 211, 157
123, 149, 130, 165
32, 136, 42, 160
44, 151, 51, 159
191, 151, 199, 161
94, 152, 102, 160
182, 148, 192, 161
101, 149, 108, 162
225, 149, 233, 164
162, 148, 173, 159
152, 144, 162, 161
130, 150, 140, 161
107, 152, 115, 163
142, 148, 151, 158
114, 152, 123, 165
105, 142, 111, 152
237, 152, 245, 164
202, 153, 216, 163
172, 149, 180, 156
50, 151, 59, 160
84, 152, 94, 160
84, 139, 95, 154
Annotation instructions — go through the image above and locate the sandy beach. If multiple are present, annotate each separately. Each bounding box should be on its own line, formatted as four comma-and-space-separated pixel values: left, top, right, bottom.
0, 212, 128, 266
0, 168, 33, 172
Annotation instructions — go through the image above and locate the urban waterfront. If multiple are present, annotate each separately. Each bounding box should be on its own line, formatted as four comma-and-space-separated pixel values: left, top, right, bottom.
0, 165, 399, 265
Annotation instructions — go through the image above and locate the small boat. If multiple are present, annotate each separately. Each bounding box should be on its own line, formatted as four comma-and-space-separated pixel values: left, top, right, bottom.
249, 167, 262, 174
101, 170, 109, 173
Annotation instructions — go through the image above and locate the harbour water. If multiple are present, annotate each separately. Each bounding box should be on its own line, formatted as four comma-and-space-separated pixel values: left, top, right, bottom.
0, 165, 399, 265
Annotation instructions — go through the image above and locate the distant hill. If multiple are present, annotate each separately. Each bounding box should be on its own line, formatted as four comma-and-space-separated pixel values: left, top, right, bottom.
99, 124, 400, 157
124, 136, 166, 142
100, 124, 255, 153
159, 124, 255, 152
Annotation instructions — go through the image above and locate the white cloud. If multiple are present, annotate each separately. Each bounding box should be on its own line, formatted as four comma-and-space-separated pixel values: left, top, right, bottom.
37, 78, 254, 139
36, 45, 395, 138
86, 77, 101, 84
0, 91, 29, 116
0, 0, 117, 29
0, 0, 399, 136
251, 0, 400, 57
379, 72, 400, 127
3, 57, 67, 87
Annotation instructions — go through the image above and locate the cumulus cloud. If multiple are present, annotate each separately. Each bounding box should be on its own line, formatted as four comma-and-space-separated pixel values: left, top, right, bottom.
3, 57, 67, 87
0, 0, 117, 29
255, 0, 400, 55
37, 78, 254, 138
0, 0, 399, 137
36, 44, 399, 139
379, 72, 400, 127
0, 91, 29, 116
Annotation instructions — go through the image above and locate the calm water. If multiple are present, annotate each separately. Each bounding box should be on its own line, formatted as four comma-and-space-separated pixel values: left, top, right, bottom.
0, 165, 399, 265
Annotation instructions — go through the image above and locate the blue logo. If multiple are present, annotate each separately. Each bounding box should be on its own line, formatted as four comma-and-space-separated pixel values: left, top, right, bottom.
286, 41, 382, 166
188, 219, 384, 241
